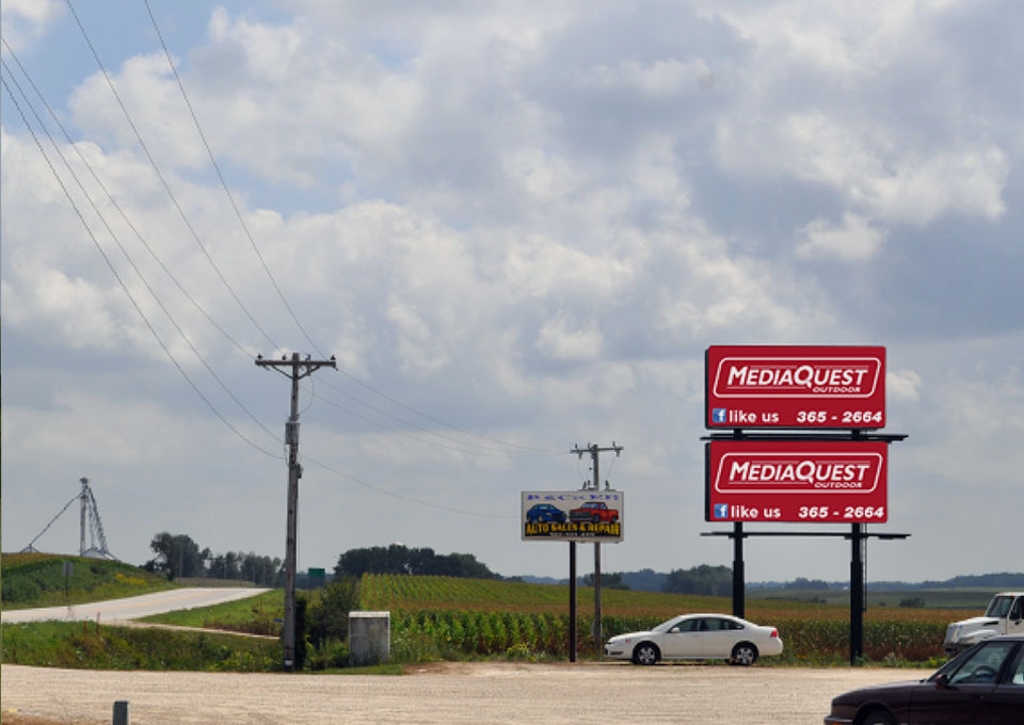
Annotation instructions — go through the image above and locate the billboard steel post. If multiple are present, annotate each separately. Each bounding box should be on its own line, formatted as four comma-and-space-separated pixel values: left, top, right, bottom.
569, 541, 577, 663
850, 523, 865, 666
732, 522, 745, 619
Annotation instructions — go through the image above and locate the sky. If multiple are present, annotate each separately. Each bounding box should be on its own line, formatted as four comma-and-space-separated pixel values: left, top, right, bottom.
2, 0, 1022, 585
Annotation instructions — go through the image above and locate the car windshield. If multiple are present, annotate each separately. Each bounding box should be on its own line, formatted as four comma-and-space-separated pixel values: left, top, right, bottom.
986, 596, 1015, 618
933, 641, 1018, 685
655, 617, 689, 633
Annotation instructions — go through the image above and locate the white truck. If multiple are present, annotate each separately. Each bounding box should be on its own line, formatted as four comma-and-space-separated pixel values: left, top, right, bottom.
944, 591, 1024, 656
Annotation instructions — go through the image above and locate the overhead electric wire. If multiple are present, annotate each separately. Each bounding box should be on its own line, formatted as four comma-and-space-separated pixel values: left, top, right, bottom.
303, 456, 514, 519
140, 3, 563, 457
1, 37, 256, 361
319, 372, 563, 455
1, 55, 281, 454
1, 75, 282, 460
2, 53, 525, 520
143, 0, 325, 360
310, 379, 553, 457
63, 0, 282, 353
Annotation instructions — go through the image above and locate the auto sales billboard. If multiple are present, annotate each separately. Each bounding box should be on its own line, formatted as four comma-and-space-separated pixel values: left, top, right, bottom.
706, 345, 886, 429
521, 490, 624, 542
705, 440, 887, 524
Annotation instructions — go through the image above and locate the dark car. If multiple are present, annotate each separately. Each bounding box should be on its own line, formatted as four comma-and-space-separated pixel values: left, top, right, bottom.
526, 503, 567, 524
824, 635, 1024, 725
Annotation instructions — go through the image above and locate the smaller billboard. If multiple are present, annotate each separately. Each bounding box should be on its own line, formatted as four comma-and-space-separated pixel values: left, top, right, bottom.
706, 345, 886, 429
706, 440, 888, 523
521, 490, 624, 542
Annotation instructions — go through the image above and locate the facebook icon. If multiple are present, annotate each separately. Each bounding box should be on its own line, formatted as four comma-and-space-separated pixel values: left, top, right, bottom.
713, 504, 729, 519
712, 408, 728, 424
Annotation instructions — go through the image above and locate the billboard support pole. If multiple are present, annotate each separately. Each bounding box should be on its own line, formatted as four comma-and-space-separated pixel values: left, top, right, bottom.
569, 541, 577, 662
850, 523, 865, 666
732, 522, 745, 619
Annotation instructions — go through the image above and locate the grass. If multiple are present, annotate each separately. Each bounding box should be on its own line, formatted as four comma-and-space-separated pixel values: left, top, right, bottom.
0, 620, 281, 671
139, 588, 284, 635
1, 553, 174, 610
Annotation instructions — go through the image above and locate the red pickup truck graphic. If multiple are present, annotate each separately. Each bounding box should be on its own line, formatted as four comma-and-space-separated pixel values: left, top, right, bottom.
569, 501, 619, 524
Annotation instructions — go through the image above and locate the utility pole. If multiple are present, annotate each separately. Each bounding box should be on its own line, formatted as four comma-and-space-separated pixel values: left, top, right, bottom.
256, 352, 336, 671
571, 441, 623, 657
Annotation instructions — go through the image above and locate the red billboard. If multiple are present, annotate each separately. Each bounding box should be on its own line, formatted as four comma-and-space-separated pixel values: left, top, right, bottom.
706, 439, 888, 523
706, 345, 885, 429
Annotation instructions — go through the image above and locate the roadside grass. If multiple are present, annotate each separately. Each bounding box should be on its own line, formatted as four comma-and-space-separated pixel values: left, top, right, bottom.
139, 589, 283, 635
1, 553, 174, 610
0, 620, 281, 671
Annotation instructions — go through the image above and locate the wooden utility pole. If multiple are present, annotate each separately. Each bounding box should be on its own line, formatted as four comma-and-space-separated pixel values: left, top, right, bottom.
571, 442, 623, 657
256, 352, 336, 671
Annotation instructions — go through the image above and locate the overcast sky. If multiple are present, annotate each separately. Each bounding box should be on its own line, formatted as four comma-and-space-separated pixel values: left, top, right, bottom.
2, 0, 1022, 585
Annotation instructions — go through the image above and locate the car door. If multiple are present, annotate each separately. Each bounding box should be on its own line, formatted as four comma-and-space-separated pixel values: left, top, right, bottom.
1006, 597, 1024, 636
989, 644, 1024, 725
701, 617, 740, 658
909, 641, 1016, 725
661, 617, 703, 658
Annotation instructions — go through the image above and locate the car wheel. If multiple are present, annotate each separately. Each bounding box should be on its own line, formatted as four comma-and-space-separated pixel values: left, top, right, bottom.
633, 643, 660, 666
730, 642, 758, 666
860, 709, 896, 725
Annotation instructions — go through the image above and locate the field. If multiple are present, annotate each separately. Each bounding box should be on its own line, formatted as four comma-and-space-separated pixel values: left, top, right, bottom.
1, 569, 985, 670
360, 574, 975, 664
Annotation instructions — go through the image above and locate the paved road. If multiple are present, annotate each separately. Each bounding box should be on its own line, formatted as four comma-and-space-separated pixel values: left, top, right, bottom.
0, 588, 269, 624
0, 662, 911, 724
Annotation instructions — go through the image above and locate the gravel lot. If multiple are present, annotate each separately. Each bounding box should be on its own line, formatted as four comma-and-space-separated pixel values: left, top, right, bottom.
1, 662, 912, 724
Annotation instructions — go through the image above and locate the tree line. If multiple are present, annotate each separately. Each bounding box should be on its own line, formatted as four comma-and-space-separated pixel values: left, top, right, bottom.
334, 544, 497, 579
142, 532, 284, 587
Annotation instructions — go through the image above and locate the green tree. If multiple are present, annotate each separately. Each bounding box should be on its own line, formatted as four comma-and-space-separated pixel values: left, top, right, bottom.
143, 532, 207, 580
581, 572, 629, 590
307, 577, 361, 649
662, 564, 732, 596
334, 545, 498, 579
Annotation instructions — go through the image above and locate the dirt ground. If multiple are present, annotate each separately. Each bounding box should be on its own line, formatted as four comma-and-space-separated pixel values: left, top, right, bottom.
1, 661, 912, 724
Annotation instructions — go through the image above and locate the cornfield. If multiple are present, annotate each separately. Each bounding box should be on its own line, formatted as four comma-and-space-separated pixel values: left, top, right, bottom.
361, 574, 968, 663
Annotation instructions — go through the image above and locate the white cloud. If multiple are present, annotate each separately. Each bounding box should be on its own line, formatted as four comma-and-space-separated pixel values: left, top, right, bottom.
0, 0, 63, 50
536, 312, 604, 361
887, 369, 923, 403
796, 212, 886, 260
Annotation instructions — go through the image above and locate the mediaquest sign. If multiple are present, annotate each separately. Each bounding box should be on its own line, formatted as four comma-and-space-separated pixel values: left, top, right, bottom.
706, 345, 886, 429
705, 440, 888, 524
521, 490, 624, 542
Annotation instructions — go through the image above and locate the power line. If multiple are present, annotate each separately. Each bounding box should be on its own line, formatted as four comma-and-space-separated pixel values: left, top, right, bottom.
63, 0, 282, 352
1, 75, 282, 460
142, 3, 561, 457
144, 0, 325, 358
4, 32, 256, 359
303, 455, 514, 520
1, 54, 282, 452
321, 371, 563, 455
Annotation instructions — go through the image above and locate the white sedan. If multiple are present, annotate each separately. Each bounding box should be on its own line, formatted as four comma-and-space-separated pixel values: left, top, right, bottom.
604, 613, 783, 666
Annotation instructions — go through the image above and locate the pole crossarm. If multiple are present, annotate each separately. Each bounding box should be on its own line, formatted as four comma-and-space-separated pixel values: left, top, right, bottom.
256, 353, 337, 378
